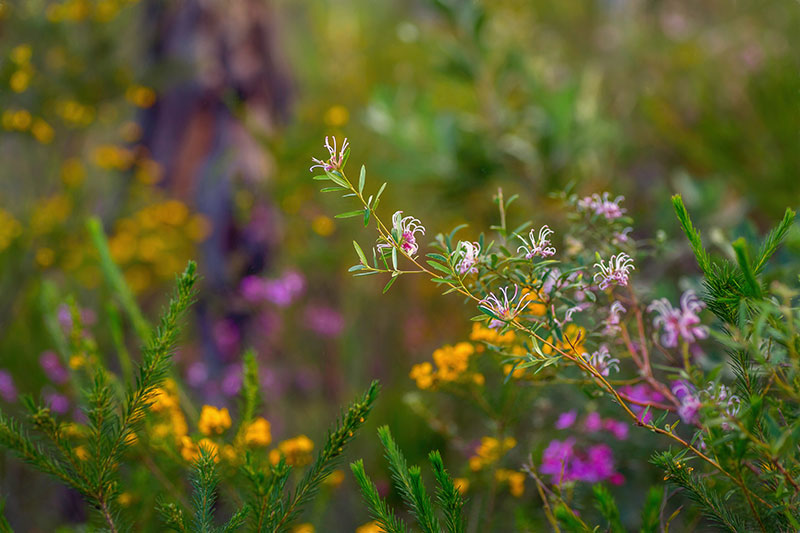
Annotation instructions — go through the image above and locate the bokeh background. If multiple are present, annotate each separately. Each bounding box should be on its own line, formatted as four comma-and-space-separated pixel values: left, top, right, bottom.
1, 0, 799, 530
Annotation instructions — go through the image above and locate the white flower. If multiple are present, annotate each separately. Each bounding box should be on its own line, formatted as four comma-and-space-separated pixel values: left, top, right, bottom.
455, 241, 481, 275
517, 225, 556, 259
593, 253, 635, 290
479, 285, 530, 329
377, 211, 426, 258
310, 136, 349, 173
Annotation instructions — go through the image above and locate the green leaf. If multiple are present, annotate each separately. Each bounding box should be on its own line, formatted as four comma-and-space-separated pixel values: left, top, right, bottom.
383, 276, 398, 294
732, 237, 761, 298
358, 165, 366, 194
335, 210, 364, 219
353, 241, 368, 265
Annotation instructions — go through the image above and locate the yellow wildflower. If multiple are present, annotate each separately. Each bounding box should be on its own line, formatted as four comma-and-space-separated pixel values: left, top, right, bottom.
118, 492, 133, 506
31, 119, 55, 144
323, 469, 345, 488
125, 85, 157, 108
10, 70, 31, 93
409, 361, 435, 390
432, 342, 474, 382
453, 478, 470, 495
356, 521, 385, 533
495, 469, 525, 497
198, 405, 232, 436
10, 45, 32, 64
74, 445, 89, 461
323, 105, 349, 127
292, 524, 314, 533
270, 435, 314, 466
243, 417, 272, 447
470, 323, 515, 344
469, 436, 517, 471
61, 158, 86, 187
311, 215, 335, 237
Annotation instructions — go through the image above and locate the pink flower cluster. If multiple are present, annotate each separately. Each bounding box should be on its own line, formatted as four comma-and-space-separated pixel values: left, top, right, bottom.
378, 211, 426, 258
555, 410, 629, 440
240, 271, 306, 307
540, 438, 623, 485
620, 384, 665, 423
648, 290, 708, 348
455, 241, 481, 275
578, 192, 626, 221
593, 253, 635, 290
517, 225, 556, 259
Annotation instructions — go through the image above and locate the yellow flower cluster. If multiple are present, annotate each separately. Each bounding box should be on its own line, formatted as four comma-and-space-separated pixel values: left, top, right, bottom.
410, 342, 483, 390
0, 209, 22, 252
46, 0, 140, 23
453, 477, 470, 495
495, 469, 525, 497
269, 435, 314, 467
469, 323, 515, 346
148, 380, 189, 441
179, 436, 220, 463
92, 144, 134, 170
1, 109, 55, 144
31, 195, 72, 236
468, 436, 517, 471
125, 85, 157, 108
108, 200, 211, 292
243, 417, 272, 447
356, 522, 384, 533
543, 324, 586, 356
56, 100, 95, 127
8, 45, 34, 94
198, 405, 232, 436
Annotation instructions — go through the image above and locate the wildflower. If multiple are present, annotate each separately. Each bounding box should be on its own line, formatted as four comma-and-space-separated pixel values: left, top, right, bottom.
356, 521, 385, 533
198, 405, 232, 436
706, 384, 741, 429
495, 469, 525, 497
619, 384, 664, 424
0, 370, 17, 402
243, 417, 272, 447
378, 211, 426, 257
648, 290, 708, 348
309, 136, 349, 173
293, 524, 315, 533
432, 342, 474, 381
555, 410, 577, 430
470, 323, 515, 344
602, 419, 629, 440
304, 305, 344, 337
540, 438, 576, 483
672, 381, 701, 424
40, 351, 69, 384
323, 470, 345, 488
469, 436, 516, 471
517, 225, 556, 259
583, 412, 603, 432
270, 435, 314, 466
453, 478, 470, 495
455, 241, 481, 275
586, 344, 620, 377
593, 253, 635, 290
409, 361, 435, 389
479, 285, 530, 329
612, 227, 633, 246
540, 439, 621, 484
578, 192, 626, 221
180, 437, 219, 463
603, 301, 626, 335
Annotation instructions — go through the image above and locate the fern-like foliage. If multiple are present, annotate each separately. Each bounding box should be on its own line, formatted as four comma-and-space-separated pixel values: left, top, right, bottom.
242, 381, 381, 532
351, 426, 467, 533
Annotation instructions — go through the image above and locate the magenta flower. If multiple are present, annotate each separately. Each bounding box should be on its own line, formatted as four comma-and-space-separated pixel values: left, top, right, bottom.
603, 301, 626, 335
479, 285, 530, 329
378, 211, 426, 258
541, 438, 621, 484
603, 419, 629, 440
517, 225, 556, 259
593, 253, 634, 290
44, 392, 70, 415
240, 275, 269, 302
540, 438, 577, 483
264, 271, 306, 307
310, 136, 349, 173
586, 344, 619, 377
305, 305, 345, 337
0, 370, 17, 402
555, 410, 577, 429
455, 241, 481, 275
648, 290, 708, 348
583, 412, 603, 432
620, 384, 664, 423
578, 192, 626, 221
40, 351, 69, 385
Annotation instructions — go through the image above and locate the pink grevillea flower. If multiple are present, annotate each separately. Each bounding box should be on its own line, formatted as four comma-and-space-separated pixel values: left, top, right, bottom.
517, 225, 556, 259
648, 290, 708, 348
672, 380, 701, 424
479, 285, 530, 329
603, 301, 626, 335
309, 136, 349, 173
586, 344, 620, 377
706, 384, 741, 430
612, 227, 633, 246
455, 241, 481, 275
593, 253, 635, 290
578, 192, 626, 221
378, 211, 426, 258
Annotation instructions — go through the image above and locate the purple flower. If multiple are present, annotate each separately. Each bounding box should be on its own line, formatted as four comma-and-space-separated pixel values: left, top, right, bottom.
455, 241, 481, 275
593, 253, 634, 290
603, 301, 626, 335
221, 364, 243, 396
310, 136, 349, 173
620, 384, 664, 424
240, 275, 269, 302
648, 290, 708, 348
479, 285, 530, 329
304, 305, 345, 337
672, 381, 701, 424
603, 419, 629, 440
40, 350, 69, 385
555, 410, 577, 429
540, 438, 576, 483
44, 392, 69, 415
186, 361, 209, 387
262, 271, 306, 307
0, 370, 17, 402
517, 225, 556, 259
583, 412, 603, 432
378, 211, 426, 258
586, 344, 619, 377
578, 192, 626, 221
213, 319, 240, 359
612, 227, 633, 245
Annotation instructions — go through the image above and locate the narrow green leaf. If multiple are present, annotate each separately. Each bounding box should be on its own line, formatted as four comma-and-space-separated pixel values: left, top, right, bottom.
335, 211, 364, 219
358, 165, 366, 194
